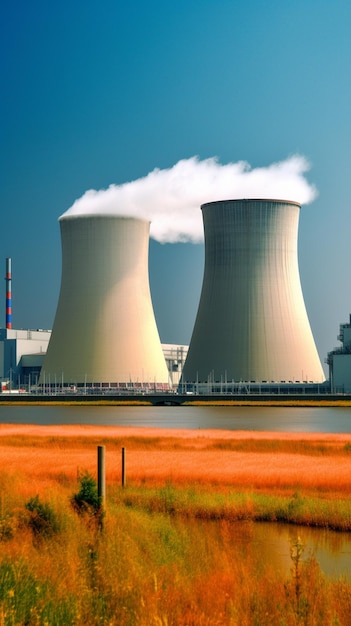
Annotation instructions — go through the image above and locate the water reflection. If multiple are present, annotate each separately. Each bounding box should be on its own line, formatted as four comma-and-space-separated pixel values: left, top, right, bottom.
201, 520, 351, 580
1, 404, 351, 432
249, 522, 351, 579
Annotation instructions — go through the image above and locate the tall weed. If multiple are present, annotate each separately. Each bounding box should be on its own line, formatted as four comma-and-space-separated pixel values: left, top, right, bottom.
0, 496, 350, 624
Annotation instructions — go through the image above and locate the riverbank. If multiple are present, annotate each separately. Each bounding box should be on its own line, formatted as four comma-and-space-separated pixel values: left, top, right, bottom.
1, 396, 351, 407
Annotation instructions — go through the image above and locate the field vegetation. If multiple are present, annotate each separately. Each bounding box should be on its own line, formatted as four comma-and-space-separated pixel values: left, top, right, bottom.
1, 425, 351, 624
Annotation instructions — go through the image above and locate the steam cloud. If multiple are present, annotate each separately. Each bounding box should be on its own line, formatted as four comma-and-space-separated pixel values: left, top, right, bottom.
62, 155, 317, 243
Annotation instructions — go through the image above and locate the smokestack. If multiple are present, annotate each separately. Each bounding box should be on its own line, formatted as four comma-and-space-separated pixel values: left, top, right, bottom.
5, 258, 12, 329
40, 214, 169, 386
182, 199, 325, 384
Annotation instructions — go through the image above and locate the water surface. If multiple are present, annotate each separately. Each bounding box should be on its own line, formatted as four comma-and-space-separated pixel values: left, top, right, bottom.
1, 404, 351, 432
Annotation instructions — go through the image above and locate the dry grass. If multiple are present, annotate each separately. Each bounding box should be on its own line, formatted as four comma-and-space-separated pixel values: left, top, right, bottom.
187, 399, 351, 407
1, 425, 351, 624
1, 425, 351, 497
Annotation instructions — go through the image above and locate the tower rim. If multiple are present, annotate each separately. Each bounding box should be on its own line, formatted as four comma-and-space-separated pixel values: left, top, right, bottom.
201, 198, 301, 210
58, 213, 150, 224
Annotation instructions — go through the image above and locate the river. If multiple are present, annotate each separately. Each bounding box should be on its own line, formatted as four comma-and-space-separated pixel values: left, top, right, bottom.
1, 404, 351, 431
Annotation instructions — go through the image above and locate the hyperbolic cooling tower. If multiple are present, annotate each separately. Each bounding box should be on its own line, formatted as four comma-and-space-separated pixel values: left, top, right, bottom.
40, 214, 169, 386
182, 199, 325, 384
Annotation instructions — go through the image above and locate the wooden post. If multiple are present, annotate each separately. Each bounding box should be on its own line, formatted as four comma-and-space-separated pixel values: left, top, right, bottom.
122, 447, 126, 487
97, 445, 106, 504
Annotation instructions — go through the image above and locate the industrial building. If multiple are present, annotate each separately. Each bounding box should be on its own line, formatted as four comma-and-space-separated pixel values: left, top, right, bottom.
0, 259, 50, 390
181, 199, 325, 388
39, 213, 170, 388
0, 327, 51, 390
327, 315, 351, 393
3, 187, 351, 397
162, 344, 188, 387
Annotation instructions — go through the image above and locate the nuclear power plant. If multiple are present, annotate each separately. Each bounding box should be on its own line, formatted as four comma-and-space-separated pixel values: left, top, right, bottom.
39, 214, 170, 388
181, 199, 325, 387
4, 194, 351, 399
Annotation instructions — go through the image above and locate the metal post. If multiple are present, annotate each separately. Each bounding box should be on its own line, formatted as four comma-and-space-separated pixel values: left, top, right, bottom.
122, 447, 126, 487
97, 445, 106, 504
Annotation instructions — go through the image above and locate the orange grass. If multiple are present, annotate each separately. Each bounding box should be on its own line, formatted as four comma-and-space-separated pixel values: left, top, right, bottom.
1, 425, 351, 624
1, 425, 351, 497
187, 399, 351, 407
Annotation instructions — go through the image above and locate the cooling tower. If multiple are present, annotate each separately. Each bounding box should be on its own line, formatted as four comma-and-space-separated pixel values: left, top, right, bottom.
182, 199, 325, 384
40, 214, 169, 386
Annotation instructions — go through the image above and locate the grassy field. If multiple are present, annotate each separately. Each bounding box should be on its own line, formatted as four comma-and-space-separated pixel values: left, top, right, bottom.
1, 425, 351, 624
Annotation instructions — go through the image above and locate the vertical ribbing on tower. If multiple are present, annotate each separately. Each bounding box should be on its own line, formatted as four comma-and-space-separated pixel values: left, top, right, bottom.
181, 199, 325, 384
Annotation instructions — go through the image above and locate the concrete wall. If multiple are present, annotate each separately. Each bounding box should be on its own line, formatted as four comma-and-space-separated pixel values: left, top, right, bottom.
182, 199, 325, 384
332, 354, 351, 393
40, 215, 169, 385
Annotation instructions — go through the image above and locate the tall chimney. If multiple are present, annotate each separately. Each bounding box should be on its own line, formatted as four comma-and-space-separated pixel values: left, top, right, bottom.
5, 258, 12, 329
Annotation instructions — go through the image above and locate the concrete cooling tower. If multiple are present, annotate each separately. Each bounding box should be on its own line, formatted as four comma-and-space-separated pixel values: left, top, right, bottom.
40, 214, 169, 387
181, 199, 325, 384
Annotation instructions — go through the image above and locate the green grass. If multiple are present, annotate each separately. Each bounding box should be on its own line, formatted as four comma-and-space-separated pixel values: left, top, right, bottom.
115, 484, 351, 531
0, 492, 351, 624
1, 474, 351, 624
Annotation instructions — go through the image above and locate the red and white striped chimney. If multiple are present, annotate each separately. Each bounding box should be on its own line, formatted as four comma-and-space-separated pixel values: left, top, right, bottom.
5, 258, 12, 329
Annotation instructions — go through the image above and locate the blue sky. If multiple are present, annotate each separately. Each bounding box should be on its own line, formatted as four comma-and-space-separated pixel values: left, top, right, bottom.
1, 0, 351, 374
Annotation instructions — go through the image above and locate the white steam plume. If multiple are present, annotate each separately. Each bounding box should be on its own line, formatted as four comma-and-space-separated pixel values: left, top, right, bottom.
61, 154, 317, 243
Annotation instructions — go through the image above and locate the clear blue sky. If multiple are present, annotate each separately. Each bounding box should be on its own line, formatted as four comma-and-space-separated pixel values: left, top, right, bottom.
1, 0, 351, 375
